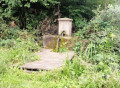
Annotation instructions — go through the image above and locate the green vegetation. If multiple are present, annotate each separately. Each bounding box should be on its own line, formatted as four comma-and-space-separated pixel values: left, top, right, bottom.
75, 5, 120, 64
0, 0, 120, 88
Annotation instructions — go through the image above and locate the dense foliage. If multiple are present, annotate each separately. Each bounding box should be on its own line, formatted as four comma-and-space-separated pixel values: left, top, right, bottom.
75, 5, 120, 65
0, 0, 115, 30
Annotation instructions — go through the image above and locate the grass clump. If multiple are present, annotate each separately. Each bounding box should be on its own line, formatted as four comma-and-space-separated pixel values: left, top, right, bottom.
0, 36, 40, 74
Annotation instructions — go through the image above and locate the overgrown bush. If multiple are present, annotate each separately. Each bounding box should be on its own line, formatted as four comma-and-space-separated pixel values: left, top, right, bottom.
101, 5, 120, 29
0, 14, 20, 40
75, 5, 120, 65
0, 26, 20, 40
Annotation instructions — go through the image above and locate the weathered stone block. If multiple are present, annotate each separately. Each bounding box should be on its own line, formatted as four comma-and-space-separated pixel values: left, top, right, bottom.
43, 35, 76, 50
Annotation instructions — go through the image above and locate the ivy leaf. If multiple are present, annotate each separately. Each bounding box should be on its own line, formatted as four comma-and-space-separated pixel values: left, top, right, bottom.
24, 3, 30, 8
30, 0, 38, 3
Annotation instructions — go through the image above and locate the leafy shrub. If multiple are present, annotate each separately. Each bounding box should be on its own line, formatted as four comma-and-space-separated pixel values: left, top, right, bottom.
101, 5, 120, 29
0, 14, 20, 40
62, 58, 86, 78
0, 26, 20, 40
0, 39, 15, 48
75, 17, 87, 30
75, 5, 120, 64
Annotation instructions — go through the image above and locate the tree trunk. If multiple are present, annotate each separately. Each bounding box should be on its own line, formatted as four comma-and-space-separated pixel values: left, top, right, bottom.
20, 1, 26, 29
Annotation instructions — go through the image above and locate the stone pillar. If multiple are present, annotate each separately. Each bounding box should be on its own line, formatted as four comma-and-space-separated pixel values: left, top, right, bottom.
58, 18, 73, 36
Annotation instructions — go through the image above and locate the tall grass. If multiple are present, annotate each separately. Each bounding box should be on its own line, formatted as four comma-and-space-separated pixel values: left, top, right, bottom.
0, 57, 120, 88
0, 37, 40, 73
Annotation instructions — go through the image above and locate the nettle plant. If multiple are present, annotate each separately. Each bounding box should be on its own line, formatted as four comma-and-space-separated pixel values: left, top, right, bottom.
75, 5, 120, 64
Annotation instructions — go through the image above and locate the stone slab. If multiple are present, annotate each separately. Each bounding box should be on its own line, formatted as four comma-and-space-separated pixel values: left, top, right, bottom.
21, 49, 74, 70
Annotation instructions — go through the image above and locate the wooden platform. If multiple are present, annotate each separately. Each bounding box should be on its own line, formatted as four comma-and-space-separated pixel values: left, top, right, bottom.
21, 49, 74, 70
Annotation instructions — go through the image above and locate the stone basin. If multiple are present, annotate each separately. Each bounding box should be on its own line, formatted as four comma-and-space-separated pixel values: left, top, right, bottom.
43, 35, 76, 50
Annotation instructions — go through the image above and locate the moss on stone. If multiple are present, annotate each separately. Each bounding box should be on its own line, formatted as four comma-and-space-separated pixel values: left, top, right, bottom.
43, 35, 78, 52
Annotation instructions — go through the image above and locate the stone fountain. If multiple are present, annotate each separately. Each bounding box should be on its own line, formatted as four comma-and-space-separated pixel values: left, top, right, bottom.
43, 18, 75, 51
21, 18, 75, 71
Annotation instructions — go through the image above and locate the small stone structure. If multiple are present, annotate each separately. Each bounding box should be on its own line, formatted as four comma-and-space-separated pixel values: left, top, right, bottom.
21, 18, 75, 71
58, 18, 73, 36
43, 18, 74, 49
